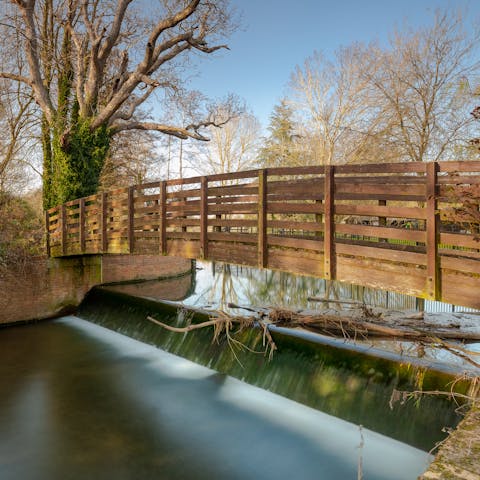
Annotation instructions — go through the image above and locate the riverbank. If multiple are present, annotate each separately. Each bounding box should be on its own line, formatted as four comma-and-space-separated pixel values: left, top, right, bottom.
420, 402, 480, 479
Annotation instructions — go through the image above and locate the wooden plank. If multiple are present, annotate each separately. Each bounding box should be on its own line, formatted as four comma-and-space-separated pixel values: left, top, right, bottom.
438, 174, 480, 184
258, 169, 267, 268
45, 211, 51, 257
335, 223, 426, 243
335, 242, 427, 266
268, 220, 324, 232
167, 239, 201, 259
208, 194, 259, 204
335, 183, 425, 197
426, 162, 439, 300
335, 175, 426, 185
440, 256, 480, 275
439, 232, 480, 250
335, 204, 427, 220
440, 271, 480, 309
208, 242, 258, 266
200, 176, 208, 259
336, 255, 426, 298
61, 204, 67, 256
267, 236, 323, 251
335, 192, 425, 202
324, 165, 335, 280
208, 232, 257, 243
335, 162, 426, 174
79, 198, 86, 253
437, 161, 480, 172
267, 203, 324, 214
101, 192, 108, 253
207, 184, 257, 198
208, 219, 257, 228
208, 204, 258, 215
267, 248, 324, 278
167, 232, 201, 240
159, 181, 167, 255
267, 165, 324, 176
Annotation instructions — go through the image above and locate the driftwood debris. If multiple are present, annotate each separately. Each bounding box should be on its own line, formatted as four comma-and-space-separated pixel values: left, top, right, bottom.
147, 303, 480, 367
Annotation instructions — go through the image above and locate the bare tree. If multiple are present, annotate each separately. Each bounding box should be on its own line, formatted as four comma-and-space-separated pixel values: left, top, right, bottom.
191, 109, 261, 175
0, 0, 241, 207
289, 47, 383, 165
358, 10, 480, 162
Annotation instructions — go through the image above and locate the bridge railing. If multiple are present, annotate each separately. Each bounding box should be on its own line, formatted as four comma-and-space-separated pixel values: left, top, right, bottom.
46, 161, 480, 308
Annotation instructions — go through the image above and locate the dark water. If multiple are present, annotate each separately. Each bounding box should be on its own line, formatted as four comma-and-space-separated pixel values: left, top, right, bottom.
0, 317, 430, 480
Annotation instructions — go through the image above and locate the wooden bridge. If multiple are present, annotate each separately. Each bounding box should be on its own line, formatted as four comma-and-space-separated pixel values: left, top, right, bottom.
46, 161, 480, 309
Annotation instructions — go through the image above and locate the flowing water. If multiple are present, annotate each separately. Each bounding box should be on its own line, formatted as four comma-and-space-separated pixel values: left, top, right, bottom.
1, 261, 477, 479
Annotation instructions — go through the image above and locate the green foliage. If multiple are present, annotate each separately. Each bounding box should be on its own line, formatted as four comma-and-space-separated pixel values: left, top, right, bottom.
259, 99, 304, 167
47, 118, 111, 208
0, 193, 44, 267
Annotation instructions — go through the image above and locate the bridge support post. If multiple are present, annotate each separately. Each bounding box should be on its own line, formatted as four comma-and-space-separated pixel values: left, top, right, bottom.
101, 192, 108, 253
324, 165, 335, 280
200, 176, 208, 259
127, 186, 135, 254
258, 169, 267, 268
426, 162, 440, 300
45, 211, 51, 257
79, 198, 86, 253
61, 204, 67, 256
159, 181, 167, 255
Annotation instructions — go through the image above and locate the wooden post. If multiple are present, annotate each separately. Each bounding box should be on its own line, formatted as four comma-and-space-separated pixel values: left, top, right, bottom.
61, 204, 67, 256
315, 199, 323, 239
378, 199, 387, 242
127, 186, 135, 253
324, 165, 335, 280
258, 169, 267, 268
45, 210, 51, 257
79, 198, 86, 253
200, 176, 208, 259
101, 192, 108, 253
159, 181, 167, 255
426, 162, 440, 300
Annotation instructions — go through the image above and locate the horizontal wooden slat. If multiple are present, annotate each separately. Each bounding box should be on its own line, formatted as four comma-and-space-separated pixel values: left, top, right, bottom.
335, 162, 426, 174
437, 161, 480, 172
439, 232, 480, 250
335, 204, 427, 219
268, 202, 324, 214
268, 220, 324, 232
267, 236, 323, 251
208, 219, 257, 228
335, 242, 427, 265
335, 224, 426, 242
208, 232, 257, 243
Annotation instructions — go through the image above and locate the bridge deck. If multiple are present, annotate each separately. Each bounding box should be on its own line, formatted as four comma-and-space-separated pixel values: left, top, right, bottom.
46, 161, 480, 309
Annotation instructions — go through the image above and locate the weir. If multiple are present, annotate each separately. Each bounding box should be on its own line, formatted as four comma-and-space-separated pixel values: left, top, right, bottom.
46, 161, 480, 309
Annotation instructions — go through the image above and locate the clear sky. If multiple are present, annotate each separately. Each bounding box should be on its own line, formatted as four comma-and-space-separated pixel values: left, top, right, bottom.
187, 0, 480, 130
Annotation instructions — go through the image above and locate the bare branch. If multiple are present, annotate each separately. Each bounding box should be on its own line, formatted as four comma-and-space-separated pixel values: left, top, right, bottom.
110, 121, 210, 141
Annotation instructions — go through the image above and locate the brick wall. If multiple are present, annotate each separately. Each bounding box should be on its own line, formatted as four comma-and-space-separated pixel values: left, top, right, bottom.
0, 255, 192, 325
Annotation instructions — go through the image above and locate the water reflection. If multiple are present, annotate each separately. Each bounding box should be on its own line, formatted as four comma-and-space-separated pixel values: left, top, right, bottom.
0, 318, 430, 480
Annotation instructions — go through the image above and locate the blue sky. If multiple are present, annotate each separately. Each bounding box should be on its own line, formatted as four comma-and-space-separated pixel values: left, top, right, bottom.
187, 0, 480, 129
